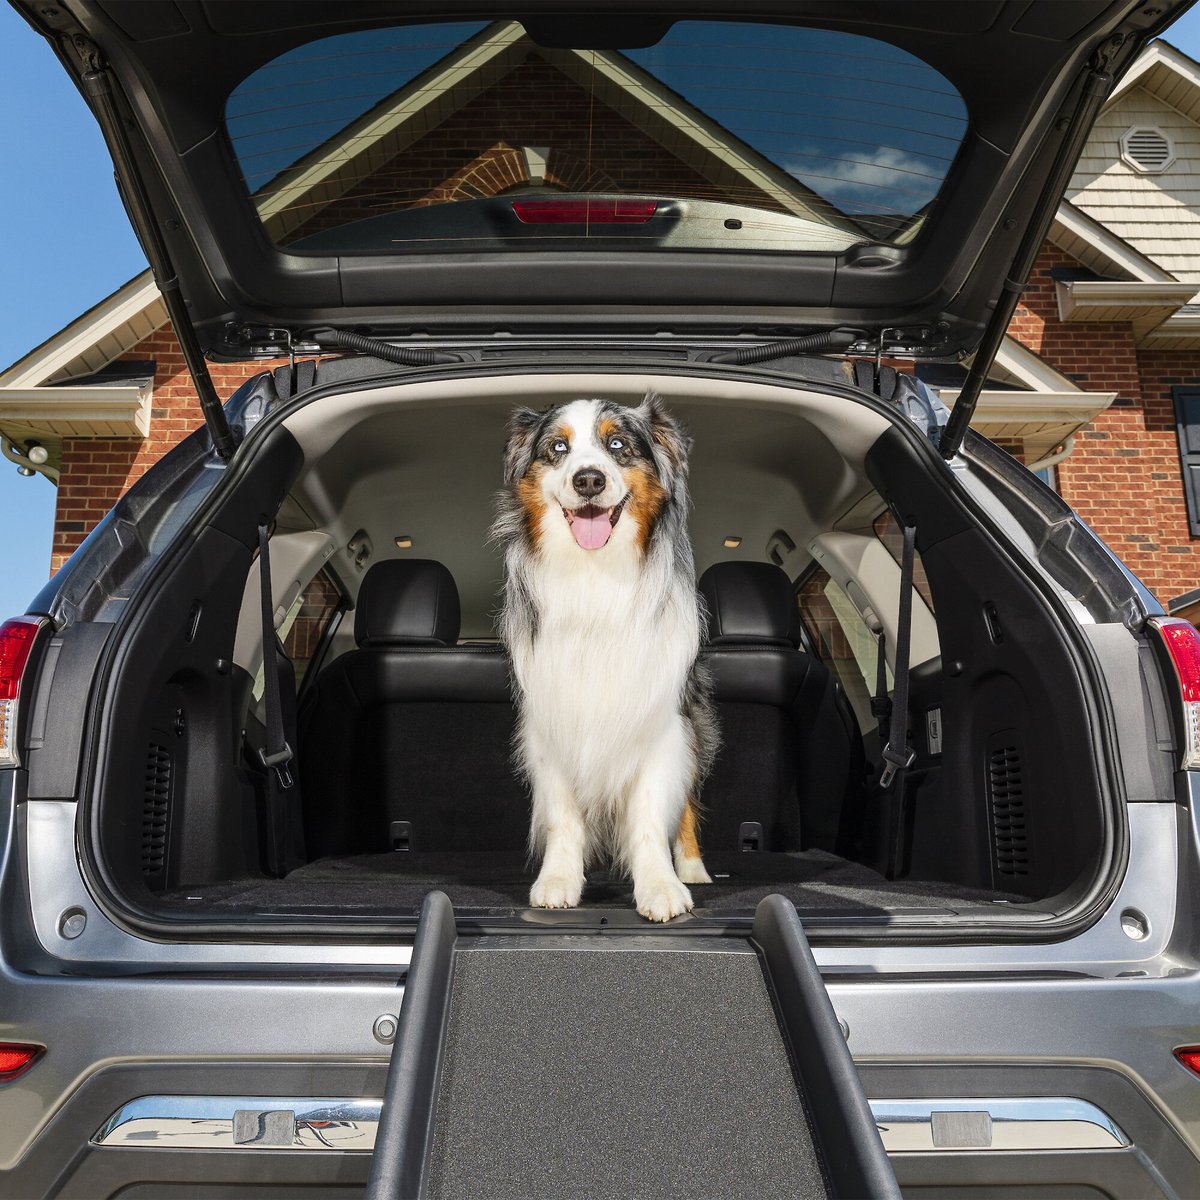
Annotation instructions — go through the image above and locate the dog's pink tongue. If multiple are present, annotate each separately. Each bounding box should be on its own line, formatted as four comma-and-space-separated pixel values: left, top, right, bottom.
571, 509, 612, 550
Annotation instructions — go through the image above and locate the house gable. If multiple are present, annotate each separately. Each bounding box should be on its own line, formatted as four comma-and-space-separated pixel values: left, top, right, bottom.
1070, 46, 1200, 290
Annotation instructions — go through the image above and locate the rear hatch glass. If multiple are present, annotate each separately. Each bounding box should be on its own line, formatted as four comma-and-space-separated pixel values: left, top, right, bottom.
225, 19, 968, 255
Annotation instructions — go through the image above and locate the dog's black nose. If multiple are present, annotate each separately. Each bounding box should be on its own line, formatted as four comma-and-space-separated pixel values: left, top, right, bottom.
572, 468, 606, 497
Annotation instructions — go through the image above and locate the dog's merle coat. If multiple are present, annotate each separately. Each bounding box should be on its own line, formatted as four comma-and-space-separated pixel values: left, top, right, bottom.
493, 394, 717, 921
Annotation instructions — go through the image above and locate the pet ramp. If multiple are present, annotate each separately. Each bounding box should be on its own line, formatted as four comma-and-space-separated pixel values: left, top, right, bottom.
366, 891, 899, 1200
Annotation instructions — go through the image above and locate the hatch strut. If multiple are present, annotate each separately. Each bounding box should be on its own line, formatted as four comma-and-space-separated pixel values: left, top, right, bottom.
75, 44, 237, 461
938, 37, 1124, 460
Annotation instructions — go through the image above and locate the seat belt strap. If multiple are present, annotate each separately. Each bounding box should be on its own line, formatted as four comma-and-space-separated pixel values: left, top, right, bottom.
870, 630, 891, 742
257, 521, 294, 790
879, 524, 917, 788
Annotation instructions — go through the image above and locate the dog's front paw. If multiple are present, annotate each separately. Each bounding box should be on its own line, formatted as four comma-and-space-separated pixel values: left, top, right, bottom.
530, 873, 583, 910
635, 876, 694, 922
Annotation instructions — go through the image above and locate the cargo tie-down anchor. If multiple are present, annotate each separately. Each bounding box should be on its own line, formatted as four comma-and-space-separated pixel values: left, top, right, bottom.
366, 891, 899, 1199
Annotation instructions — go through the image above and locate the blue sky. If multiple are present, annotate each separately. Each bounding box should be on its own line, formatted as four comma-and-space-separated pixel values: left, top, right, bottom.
3, 5, 1200, 619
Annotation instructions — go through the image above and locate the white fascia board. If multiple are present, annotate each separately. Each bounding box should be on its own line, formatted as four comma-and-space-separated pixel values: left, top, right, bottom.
1139, 309, 1200, 347
1152, 311, 1200, 331
0, 385, 151, 437
991, 336, 1083, 394
255, 23, 527, 230
1056, 278, 1196, 326
0, 274, 159, 389
932, 389, 1118, 427
1051, 202, 1176, 283
1108, 40, 1200, 107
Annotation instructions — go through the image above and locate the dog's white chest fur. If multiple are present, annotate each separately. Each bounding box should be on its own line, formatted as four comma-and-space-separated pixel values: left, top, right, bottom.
514, 552, 699, 809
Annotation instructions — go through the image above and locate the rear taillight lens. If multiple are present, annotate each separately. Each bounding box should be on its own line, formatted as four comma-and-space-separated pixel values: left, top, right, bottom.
1149, 616, 1200, 769
511, 199, 658, 224
0, 617, 44, 768
0, 1043, 41, 1082
1175, 1047, 1200, 1077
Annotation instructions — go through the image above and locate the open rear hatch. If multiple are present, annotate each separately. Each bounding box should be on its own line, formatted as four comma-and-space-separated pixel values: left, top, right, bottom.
10, 1, 1189, 462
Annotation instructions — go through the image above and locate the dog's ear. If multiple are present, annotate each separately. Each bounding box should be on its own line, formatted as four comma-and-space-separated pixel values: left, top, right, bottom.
638, 392, 691, 474
502, 406, 546, 486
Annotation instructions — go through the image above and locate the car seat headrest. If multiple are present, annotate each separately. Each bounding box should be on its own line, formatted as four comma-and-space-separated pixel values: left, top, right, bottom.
697, 561, 802, 648
354, 559, 461, 647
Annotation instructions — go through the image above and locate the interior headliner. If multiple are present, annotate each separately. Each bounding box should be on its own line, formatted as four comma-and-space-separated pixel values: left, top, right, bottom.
279, 373, 892, 637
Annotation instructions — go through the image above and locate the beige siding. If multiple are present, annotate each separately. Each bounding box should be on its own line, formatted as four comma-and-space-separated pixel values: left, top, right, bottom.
1069, 88, 1200, 289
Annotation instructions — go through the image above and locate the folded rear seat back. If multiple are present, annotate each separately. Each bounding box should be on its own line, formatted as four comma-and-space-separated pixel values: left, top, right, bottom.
698, 561, 865, 857
298, 559, 527, 857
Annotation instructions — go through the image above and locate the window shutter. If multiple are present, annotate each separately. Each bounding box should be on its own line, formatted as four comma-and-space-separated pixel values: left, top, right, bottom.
1172, 387, 1200, 537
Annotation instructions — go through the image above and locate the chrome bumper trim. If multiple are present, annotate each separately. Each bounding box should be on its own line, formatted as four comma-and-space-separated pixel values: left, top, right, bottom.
94, 1094, 1130, 1155
869, 1098, 1130, 1152
93, 1096, 382, 1151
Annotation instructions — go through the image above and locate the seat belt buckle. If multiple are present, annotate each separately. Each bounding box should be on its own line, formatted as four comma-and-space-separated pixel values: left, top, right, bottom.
870, 696, 892, 720
259, 742, 294, 789
879, 743, 915, 789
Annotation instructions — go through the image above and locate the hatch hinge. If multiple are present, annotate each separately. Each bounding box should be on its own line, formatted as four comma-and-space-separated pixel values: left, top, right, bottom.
1090, 33, 1126, 78
67, 36, 237, 461
221, 323, 319, 361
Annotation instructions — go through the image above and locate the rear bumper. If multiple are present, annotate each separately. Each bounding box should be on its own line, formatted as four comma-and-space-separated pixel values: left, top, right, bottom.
5, 781, 1200, 1196
1, 983, 1198, 1198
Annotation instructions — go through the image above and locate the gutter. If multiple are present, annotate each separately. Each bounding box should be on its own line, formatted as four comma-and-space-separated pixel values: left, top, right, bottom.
0, 385, 151, 438
1055, 279, 1196, 337
1026, 433, 1077, 474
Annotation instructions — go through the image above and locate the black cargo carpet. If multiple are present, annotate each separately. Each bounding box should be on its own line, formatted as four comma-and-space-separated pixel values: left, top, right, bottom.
426, 944, 828, 1200
160, 849, 1023, 915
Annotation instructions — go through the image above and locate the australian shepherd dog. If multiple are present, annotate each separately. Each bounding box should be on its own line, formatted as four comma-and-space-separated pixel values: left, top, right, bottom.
493, 393, 717, 922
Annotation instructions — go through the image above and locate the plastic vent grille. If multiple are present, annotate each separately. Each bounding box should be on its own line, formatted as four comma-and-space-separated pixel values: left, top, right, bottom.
988, 744, 1029, 877
1122, 127, 1173, 172
142, 743, 171, 878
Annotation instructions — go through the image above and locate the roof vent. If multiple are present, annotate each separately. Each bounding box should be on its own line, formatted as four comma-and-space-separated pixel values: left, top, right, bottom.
1120, 126, 1174, 173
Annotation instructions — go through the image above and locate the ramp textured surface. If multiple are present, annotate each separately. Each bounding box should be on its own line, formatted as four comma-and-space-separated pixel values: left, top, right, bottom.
426, 944, 829, 1199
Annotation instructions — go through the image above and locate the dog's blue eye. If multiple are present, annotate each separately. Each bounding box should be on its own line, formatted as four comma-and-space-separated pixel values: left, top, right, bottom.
608, 436, 625, 452
552, 439, 568, 454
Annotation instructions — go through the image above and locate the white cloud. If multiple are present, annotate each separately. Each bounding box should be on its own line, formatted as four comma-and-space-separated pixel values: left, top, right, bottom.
783, 144, 943, 216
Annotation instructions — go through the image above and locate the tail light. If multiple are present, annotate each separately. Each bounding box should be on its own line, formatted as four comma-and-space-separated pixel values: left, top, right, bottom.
1175, 1047, 1200, 1077
1148, 616, 1200, 769
511, 199, 658, 224
0, 1043, 42, 1082
0, 617, 45, 768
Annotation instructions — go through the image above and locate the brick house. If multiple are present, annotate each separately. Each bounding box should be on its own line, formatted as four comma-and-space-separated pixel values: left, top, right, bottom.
4, 33, 1200, 605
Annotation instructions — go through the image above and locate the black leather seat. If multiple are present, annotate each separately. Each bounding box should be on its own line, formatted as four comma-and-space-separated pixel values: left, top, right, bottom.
697, 561, 865, 857
298, 559, 528, 856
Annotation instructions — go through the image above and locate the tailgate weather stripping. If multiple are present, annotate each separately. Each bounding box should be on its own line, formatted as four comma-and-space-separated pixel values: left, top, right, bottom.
870, 1098, 1130, 1153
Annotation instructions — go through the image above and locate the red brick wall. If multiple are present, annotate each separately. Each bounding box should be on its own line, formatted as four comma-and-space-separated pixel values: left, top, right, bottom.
49, 324, 267, 572
1008, 244, 1143, 402
1004, 246, 1200, 602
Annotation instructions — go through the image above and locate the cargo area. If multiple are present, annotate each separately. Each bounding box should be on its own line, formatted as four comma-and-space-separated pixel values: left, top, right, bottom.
58, 369, 1116, 936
